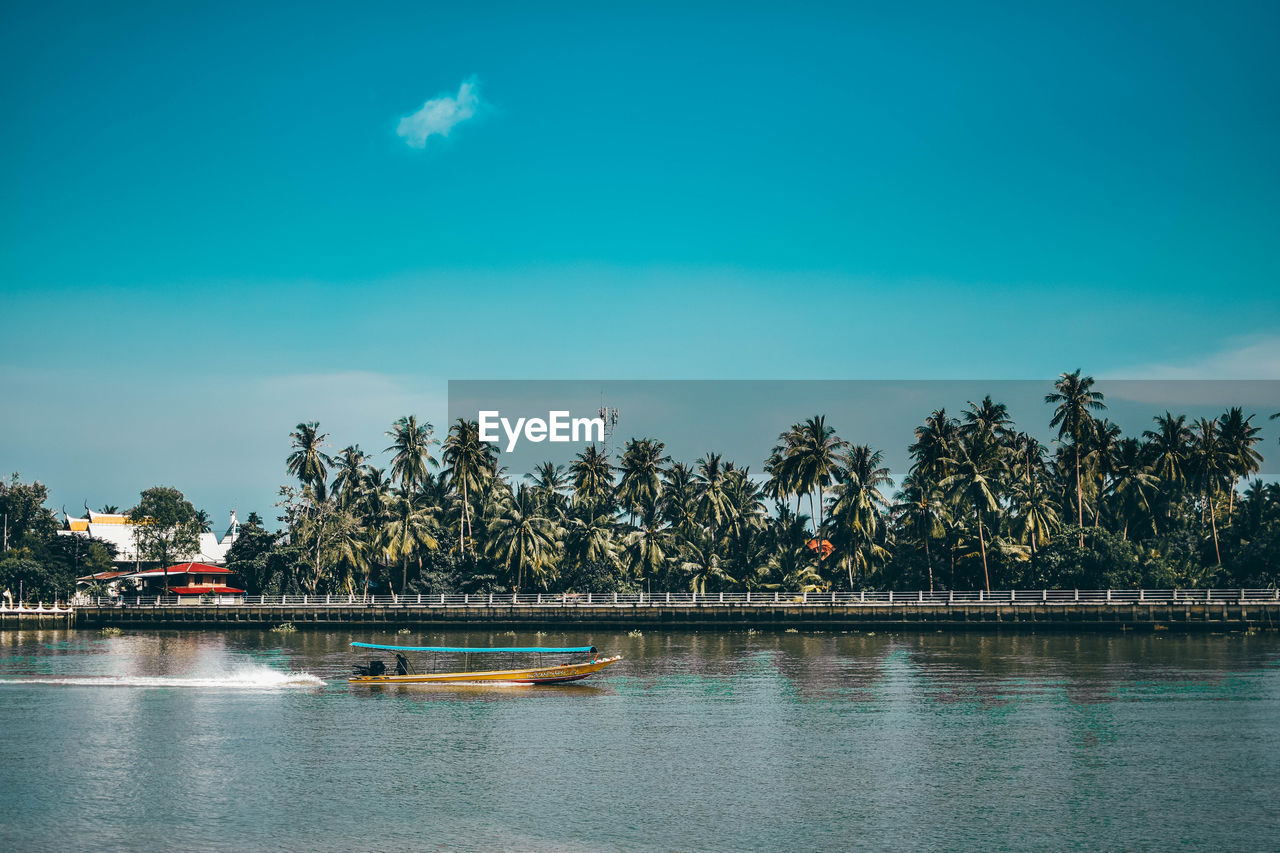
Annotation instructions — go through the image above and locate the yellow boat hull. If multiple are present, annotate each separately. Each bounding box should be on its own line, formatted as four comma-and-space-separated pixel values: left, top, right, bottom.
349, 655, 622, 685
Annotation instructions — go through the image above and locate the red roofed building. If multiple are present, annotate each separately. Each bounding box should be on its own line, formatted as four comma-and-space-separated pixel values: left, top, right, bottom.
124, 562, 245, 597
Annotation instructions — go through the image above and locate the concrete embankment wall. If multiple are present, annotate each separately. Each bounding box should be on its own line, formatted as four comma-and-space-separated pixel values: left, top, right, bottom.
0, 609, 76, 629
73, 602, 1280, 632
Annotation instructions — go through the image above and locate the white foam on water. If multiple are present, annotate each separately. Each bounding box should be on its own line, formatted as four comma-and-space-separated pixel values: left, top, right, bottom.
0, 666, 325, 689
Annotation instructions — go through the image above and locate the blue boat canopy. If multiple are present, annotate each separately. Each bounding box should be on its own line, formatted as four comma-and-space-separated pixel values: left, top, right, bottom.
351, 642, 596, 654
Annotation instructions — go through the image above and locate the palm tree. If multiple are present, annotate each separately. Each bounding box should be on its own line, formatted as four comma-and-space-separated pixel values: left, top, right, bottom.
331, 445, 370, 506
1046, 370, 1106, 544
1144, 412, 1192, 528
962, 396, 1014, 444
488, 484, 559, 590
624, 499, 671, 589
694, 453, 733, 532
1218, 407, 1264, 518
826, 445, 893, 588
909, 409, 961, 483
527, 461, 571, 519
678, 530, 734, 595
1144, 412, 1192, 489
779, 416, 847, 566
942, 437, 1001, 592
442, 419, 498, 555
194, 510, 212, 533
330, 510, 370, 597
569, 445, 615, 511
380, 494, 438, 594
617, 438, 669, 523
1009, 478, 1059, 578
661, 462, 699, 534
385, 415, 439, 494
1109, 438, 1160, 539
1087, 419, 1123, 528
287, 422, 334, 500
564, 513, 618, 573
1190, 417, 1228, 565
893, 474, 945, 591
764, 507, 825, 592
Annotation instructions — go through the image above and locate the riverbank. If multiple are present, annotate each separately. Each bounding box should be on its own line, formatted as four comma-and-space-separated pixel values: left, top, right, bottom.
66, 595, 1280, 632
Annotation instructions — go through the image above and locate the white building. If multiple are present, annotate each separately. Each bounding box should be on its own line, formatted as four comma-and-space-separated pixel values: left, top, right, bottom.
59, 509, 240, 566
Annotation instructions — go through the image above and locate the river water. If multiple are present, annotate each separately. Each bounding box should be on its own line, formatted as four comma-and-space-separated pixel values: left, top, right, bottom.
1, 627, 1277, 852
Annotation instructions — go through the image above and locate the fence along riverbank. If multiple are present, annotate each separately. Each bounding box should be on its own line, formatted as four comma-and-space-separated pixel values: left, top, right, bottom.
66, 589, 1280, 632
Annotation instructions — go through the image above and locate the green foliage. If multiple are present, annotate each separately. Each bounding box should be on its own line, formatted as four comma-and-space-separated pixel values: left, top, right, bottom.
0, 555, 74, 602
128, 486, 201, 573
0, 474, 59, 549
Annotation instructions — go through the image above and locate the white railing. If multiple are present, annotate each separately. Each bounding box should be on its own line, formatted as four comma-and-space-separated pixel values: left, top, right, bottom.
78, 589, 1280, 608
0, 602, 75, 613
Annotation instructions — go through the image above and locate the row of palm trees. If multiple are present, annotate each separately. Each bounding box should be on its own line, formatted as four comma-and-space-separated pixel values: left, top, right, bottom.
245, 373, 1278, 596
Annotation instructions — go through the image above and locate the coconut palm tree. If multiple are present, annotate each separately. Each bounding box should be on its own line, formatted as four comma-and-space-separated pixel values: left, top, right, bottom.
678, 530, 734, 595
194, 509, 212, 533
1144, 412, 1192, 489
488, 484, 559, 590
763, 506, 825, 592
385, 415, 439, 494
962, 396, 1014, 444
527, 462, 571, 520
1218, 407, 1264, 518
1045, 370, 1106, 544
1108, 437, 1160, 539
826, 445, 893, 588
330, 510, 370, 597
941, 437, 1001, 592
1190, 417, 1228, 565
909, 409, 961, 483
287, 422, 334, 500
893, 474, 946, 591
775, 416, 847, 575
569, 445, 615, 512
1144, 412, 1192, 528
661, 462, 699, 534
1009, 477, 1059, 578
617, 438, 669, 523
624, 499, 672, 590
442, 418, 498, 555
1087, 419, 1123, 528
694, 453, 734, 533
380, 494, 438, 594
331, 445, 370, 506
563, 513, 618, 573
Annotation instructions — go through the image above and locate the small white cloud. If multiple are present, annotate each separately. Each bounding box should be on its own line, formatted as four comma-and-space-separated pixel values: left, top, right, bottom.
396, 78, 480, 148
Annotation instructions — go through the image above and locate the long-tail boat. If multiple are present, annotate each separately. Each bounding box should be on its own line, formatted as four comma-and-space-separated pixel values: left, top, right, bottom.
348, 642, 621, 685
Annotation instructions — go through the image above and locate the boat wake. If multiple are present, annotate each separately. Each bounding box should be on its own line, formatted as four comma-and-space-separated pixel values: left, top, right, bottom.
0, 667, 325, 689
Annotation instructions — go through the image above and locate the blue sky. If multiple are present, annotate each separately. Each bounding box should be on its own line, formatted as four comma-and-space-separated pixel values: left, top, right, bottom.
2, 0, 1278, 521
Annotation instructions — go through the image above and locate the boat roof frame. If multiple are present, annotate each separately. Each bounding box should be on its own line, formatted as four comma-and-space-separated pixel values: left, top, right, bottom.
350, 642, 597, 654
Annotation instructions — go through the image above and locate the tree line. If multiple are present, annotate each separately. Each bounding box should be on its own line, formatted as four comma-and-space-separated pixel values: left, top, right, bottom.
2, 370, 1277, 599
225, 371, 1280, 595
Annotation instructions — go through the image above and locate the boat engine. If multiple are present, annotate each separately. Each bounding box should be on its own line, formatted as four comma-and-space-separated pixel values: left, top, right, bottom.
353, 660, 386, 677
